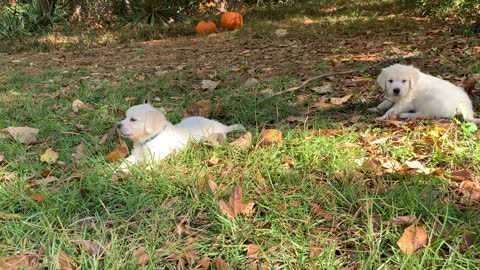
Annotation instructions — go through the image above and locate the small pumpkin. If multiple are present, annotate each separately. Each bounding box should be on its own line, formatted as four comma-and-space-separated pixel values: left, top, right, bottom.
221, 11, 243, 30
195, 20, 218, 35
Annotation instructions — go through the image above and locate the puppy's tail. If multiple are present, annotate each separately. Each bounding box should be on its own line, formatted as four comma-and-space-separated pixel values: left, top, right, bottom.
226, 124, 246, 134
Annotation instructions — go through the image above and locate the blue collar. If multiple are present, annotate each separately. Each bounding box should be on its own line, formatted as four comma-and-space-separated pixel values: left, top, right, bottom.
142, 124, 167, 145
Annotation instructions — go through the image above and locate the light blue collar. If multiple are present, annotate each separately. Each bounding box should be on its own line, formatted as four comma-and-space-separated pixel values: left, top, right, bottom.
142, 124, 167, 146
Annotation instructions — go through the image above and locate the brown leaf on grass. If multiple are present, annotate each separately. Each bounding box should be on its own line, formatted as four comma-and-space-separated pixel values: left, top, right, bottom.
311, 82, 333, 94
385, 215, 417, 225
459, 180, 480, 200
229, 132, 252, 147
397, 224, 428, 254
196, 256, 211, 269
330, 94, 353, 105
0, 253, 41, 270
462, 232, 478, 249
201, 80, 219, 91
450, 170, 473, 182
55, 251, 76, 270
259, 129, 283, 147
246, 244, 260, 257
72, 99, 88, 113
105, 139, 129, 162
134, 246, 149, 266
29, 193, 45, 203
1, 126, 39, 145
463, 74, 479, 93
282, 155, 294, 168
219, 185, 255, 219
72, 142, 86, 164
309, 246, 325, 258
72, 240, 105, 256
40, 148, 59, 164
310, 96, 334, 110
183, 100, 211, 117
311, 203, 333, 220
98, 126, 117, 145
403, 160, 436, 174
213, 256, 228, 270
208, 154, 219, 166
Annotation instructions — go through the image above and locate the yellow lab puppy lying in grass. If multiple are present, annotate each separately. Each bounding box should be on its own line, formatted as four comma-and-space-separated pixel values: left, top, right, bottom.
370, 64, 480, 123
117, 103, 245, 171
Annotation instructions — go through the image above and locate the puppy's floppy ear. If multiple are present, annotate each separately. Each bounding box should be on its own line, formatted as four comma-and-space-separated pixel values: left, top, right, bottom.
408, 66, 420, 91
144, 110, 165, 135
377, 68, 387, 90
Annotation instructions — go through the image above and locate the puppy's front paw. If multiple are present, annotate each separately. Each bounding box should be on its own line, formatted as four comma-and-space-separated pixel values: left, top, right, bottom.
367, 107, 381, 114
376, 115, 388, 121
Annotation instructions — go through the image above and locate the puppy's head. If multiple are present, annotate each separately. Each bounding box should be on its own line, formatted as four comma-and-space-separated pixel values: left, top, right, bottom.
377, 64, 420, 101
117, 103, 167, 143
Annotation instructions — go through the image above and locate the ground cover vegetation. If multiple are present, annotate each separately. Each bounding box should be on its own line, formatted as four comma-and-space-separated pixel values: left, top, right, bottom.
0, 0, 479, 269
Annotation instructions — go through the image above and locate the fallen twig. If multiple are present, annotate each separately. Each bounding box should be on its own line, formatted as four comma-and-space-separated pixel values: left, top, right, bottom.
257, 58, 392, 104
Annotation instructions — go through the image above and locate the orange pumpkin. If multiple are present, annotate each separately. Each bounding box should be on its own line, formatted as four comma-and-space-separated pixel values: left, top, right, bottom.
221, 12, 243, 30
195, 20, 218, 35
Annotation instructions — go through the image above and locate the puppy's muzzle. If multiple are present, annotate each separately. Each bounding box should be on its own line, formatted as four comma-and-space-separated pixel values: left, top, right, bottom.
117, 123, 123, 129
393, 88, 400, 95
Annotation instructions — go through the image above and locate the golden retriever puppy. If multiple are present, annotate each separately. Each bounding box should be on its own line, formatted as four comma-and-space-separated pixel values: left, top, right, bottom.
370, 64, 480, 123
117, 103, 245, 171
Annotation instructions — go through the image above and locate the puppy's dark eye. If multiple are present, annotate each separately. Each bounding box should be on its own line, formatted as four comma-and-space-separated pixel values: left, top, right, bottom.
130, 118, 137, 122
402, 80, 407, 83
388, 80, 393, 83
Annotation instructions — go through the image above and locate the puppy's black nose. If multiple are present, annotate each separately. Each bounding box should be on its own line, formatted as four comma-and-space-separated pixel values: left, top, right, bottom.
393, 88, 400, 94
117, 123, 123, 129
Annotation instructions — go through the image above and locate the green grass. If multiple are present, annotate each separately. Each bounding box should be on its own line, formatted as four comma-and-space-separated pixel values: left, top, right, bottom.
1, 1, 480, 269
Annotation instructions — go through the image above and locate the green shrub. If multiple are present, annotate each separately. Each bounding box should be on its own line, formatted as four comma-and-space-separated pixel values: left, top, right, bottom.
0, 2, 65, 39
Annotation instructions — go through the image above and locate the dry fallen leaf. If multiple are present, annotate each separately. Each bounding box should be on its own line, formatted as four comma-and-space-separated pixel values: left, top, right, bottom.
183, 100, 211, 117
72, 99, 88, 113
229, 132, 252, 147
259, 129, 283, 147
459, 180, 480, 200
397, 224, 428, 254
462, 232, 477, 249
54, 251, 76, 270
213, 256, 228, 270
197, 257, 211, 269
246, 244, 260, 257
72, 240, 105, 256
450, 170, 473, 182
134, 246, 149, 266
72, 142, 87, 164
309, 246, 325, 258
219, 184, 255, 219
105, 139, 129, 163
29, 193, 45, 203
40, 148, 59, 164
282, 155, 294, 168
385, 215, 417, 225
311, 82, 333, 94
330, 94, 352, 105
311, 203, 333, 220
201, 80, 219, 91
0, 253, 40, 270
208, 153, 219, 166
1, 126, 39, 145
